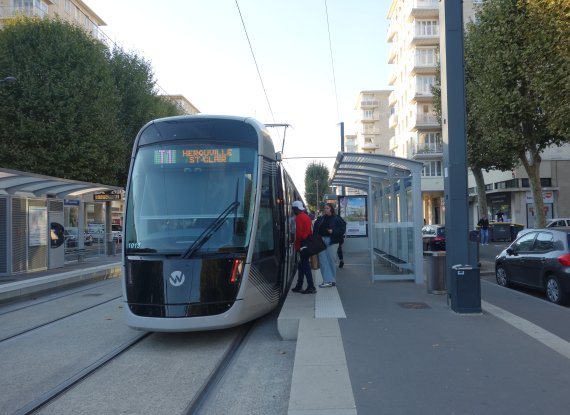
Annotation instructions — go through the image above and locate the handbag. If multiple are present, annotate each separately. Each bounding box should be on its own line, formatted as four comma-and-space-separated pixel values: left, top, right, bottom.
300, 234, 327, 258
310, 254, 320, 270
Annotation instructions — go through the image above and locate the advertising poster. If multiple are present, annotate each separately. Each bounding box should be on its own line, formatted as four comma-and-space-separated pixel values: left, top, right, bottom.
29, 206, 48, 246
338, 196, 367, 237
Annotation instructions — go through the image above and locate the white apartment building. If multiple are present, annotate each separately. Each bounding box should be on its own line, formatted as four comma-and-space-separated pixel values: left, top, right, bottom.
0, 0, 105, 37
386, 0, 570, 228
353, 90, 392, 155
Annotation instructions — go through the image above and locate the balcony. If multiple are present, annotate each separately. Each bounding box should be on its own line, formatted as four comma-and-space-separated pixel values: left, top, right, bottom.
388, 68, 397, 86
409, 27, 440, 47
389, 136, 399, 151
388, 46, 397, 64
411, 113, 440, 130
405, 0, 439, 23
409, 55, 438, 75
360, 99, 379, 108
389, 90, 397, 106
0, 5, 48, 20
362, 142, 380, 151
387, 20, 397, 42
411, 142, 443, 159
409, 84, 434, 102
389, 113, 398, 128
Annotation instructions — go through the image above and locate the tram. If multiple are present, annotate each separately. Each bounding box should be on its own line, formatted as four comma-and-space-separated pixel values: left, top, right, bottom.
122, 115, 302, 331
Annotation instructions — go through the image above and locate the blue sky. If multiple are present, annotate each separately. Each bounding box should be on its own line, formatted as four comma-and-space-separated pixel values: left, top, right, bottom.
86, 0, 392, 195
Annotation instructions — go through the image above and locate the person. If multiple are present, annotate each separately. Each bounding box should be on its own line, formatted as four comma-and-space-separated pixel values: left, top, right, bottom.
478, 215, 490, 245
313, 203, 344, 287
496, 211, 504, 222
337, 241, 344, 268
291, 200, 316, 294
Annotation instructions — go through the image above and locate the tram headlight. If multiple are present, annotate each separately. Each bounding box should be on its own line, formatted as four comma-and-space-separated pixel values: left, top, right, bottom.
230, 258, 244, 284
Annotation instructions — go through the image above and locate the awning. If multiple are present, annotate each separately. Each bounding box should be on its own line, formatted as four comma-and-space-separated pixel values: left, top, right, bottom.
0, 167, 122, 198
330, 152, 424, 191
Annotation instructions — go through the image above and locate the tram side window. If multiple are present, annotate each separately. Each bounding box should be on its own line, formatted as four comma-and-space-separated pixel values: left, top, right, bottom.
254, 172, 275, 254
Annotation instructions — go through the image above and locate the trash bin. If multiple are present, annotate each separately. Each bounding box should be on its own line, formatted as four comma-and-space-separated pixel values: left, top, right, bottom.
490, 223, 510, 241
510, 224, 524, 241
424, 251, 446, 294
448, 264, 481, 313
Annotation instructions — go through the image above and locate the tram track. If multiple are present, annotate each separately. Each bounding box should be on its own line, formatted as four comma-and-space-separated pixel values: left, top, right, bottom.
183, 321, 254, 415
0, 295, 123, 342
15, 332, 151, 415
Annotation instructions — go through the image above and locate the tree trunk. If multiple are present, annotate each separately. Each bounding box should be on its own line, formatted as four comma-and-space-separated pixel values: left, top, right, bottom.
519, 149, 546, 228
472, 166, 488, 219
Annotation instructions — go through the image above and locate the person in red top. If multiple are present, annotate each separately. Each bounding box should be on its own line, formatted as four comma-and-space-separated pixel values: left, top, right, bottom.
291, 200, 316, 294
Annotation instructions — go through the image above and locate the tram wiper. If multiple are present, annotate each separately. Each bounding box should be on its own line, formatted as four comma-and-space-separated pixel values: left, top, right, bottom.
181, 201, 240, 259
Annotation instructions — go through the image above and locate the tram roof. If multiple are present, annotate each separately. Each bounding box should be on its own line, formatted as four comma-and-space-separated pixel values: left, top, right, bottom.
330, 152, 424, 192
0, 167, 122, 199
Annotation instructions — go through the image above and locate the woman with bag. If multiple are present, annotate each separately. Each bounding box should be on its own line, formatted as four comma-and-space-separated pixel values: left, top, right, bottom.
291, 201, 317, 294
313, 203, 344, 287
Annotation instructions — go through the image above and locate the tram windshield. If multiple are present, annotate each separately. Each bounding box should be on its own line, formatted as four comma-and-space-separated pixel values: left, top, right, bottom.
125, 142, 258, 255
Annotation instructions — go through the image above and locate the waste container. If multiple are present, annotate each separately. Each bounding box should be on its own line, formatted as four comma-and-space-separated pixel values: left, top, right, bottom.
490, 222, 511, 241
510, 224, 524, 241
424, 251, 446, 294
448, 264, 481, 313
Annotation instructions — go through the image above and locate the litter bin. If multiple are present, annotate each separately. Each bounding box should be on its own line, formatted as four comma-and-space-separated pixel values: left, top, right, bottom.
424, 251, 446, 294
448, 264, 481, 313
491, 222, 511, 241
510, 224, 524, 241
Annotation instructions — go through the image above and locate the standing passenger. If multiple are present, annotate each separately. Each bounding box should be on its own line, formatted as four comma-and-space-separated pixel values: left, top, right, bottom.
291, 201, 316, 294
313, 203, 344, 287
478, 215, 490, 245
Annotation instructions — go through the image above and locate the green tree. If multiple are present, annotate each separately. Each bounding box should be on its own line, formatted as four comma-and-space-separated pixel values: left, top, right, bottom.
109, 47, 182, 184
0, 17, 124, 184
464, 0, 569, 228
304, 161, 330, 213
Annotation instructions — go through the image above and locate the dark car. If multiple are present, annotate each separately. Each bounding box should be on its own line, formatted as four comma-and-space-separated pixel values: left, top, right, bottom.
422, 225, 445, 251
495, 228, 570, 305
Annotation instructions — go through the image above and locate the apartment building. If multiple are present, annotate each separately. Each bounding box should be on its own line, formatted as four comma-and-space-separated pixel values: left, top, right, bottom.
163, 95, 201, 115
384, 0, 570, 228
0, 0, 105, 37
353, 90, 392, 155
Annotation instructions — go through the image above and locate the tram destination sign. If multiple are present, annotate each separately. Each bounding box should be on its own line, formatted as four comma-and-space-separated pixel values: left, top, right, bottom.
154, 148, 240, 165
94, 192, 122, 201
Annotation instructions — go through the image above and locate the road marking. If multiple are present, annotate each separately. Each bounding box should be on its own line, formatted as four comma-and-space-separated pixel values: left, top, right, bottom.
482, 300, 570, 360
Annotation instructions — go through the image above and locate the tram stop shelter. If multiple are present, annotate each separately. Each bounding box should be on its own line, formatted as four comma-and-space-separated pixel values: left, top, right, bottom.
330, 152, 425, 284
0, 167, 123, 277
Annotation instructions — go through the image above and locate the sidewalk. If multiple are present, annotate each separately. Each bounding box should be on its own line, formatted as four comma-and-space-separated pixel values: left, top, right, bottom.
0, 256, 122, 304
281, 251, 570, 415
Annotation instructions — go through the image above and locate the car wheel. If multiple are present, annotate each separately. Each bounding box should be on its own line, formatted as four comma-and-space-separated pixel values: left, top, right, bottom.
545, 275, 566, 305
496, 266, 510, 287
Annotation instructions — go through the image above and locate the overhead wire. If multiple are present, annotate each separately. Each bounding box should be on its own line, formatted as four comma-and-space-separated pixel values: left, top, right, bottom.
234, 0, 283, 150
324, 0, 340, 122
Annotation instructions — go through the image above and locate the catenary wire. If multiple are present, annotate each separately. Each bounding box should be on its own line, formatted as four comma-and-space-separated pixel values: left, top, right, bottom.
324, 0, 340, 122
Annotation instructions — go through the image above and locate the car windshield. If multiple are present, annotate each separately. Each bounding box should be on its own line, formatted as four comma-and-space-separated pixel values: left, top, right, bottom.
125, 142, 258, 255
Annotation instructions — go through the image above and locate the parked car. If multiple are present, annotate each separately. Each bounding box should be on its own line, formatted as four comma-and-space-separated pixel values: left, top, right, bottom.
112, 224, 122, 242
64, 228, 93, 247
495, 228, 570, 305
546, 218, 570, 228
422, 225, 445, 251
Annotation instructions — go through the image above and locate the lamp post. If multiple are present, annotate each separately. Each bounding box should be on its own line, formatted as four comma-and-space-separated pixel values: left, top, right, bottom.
315, 179, 319, 214
0, 76, 17, 85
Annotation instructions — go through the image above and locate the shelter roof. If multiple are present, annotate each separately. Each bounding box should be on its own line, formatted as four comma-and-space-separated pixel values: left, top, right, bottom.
330, 152, 424, 192
0, 167, 122, 199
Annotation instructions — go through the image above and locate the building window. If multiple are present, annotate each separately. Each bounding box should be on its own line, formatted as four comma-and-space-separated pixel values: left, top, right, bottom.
417, 75, 436, 94
363, 109, 374, 119
422, 161, 442, 177
416, 20, 439, 36
64, 0, 70, 13
415, 48, 437, 66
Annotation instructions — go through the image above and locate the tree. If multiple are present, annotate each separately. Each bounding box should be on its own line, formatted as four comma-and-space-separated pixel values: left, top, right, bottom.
304, 161, 330, 213
0, 17, 124, 184
464, 0, 569, 228
108, 47, 182, 184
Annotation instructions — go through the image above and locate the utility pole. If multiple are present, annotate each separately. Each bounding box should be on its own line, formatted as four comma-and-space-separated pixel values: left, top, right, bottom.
440, 0, 481, 313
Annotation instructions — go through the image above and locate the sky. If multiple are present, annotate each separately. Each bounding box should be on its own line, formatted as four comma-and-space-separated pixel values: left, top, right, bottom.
85, 0, 393, 196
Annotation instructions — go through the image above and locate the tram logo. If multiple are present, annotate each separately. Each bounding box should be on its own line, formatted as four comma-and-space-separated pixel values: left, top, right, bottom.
169, 270, 185, 287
